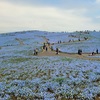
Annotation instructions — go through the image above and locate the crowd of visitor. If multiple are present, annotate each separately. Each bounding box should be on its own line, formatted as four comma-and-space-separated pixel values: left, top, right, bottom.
33, 40, 99, 56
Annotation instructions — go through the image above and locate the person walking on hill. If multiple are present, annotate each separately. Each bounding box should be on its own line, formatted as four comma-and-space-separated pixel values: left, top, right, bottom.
56, 48, 59, 54
92, 51, 94, 55
36, 48, 38, 55
78, 49, 82, 55
96, 49, 98, 54
43, 43, 46, 49
51, 46, 53, 51
34, 49, 36, 55
46, 46, 48, 51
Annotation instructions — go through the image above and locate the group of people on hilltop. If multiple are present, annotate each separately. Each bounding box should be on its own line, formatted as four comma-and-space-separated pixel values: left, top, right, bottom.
84, 37, 88, 40
33, 40, 99, 56
43, 42, 60, 54
33, 41, 61, 55
90, 49, 99, 56
58, 40, 62, 44
78, 49, 99, 56
42, 42, 54, 52
78, 37, 88, 41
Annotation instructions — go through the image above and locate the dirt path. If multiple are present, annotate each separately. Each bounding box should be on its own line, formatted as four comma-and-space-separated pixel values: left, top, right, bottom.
37, 37, 100, 61
15, 38, 24, 45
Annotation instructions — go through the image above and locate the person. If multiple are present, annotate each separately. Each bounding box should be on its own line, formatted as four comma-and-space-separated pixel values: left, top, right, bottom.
46, 46, 48, 51
78, 38, 80, 41
89, 52, 95, 56
96, 49, 98, 54
78, 49, 82, 55
84, 37, 88, 40
43, 45, 45, 49
34, 49, 36, 55
51, 46, 53, 51
48, 42, 50, 46
92, 52, 94, 56
69, 39, 71, 42
43, 43, 46, 49
56, 48, 59, 54
36, 48, 38, 55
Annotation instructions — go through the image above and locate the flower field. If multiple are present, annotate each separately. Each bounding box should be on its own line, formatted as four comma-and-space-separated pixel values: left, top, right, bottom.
0, 30, 100, 100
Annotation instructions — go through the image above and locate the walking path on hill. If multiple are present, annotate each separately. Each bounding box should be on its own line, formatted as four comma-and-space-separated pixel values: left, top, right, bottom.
38, 37, 100, 61
15, 38, 24, 45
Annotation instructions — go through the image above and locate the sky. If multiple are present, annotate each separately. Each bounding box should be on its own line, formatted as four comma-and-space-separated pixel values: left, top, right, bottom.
0, 0, 100, 33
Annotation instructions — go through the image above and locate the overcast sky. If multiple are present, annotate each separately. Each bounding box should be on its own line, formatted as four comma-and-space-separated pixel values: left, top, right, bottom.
0, 0, 100, 33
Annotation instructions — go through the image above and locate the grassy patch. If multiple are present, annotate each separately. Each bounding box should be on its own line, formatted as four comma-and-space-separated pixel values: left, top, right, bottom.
14, 50, 29, 56
62, 57, 73, 62
53, 77, 65, 85
9, 57, 31, 63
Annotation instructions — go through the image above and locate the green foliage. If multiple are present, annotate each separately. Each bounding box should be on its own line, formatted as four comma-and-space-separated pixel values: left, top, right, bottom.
14, 50, 30, 56
53, 77, 65, 85
62, 57, 72, 62
9, 57, 31, 63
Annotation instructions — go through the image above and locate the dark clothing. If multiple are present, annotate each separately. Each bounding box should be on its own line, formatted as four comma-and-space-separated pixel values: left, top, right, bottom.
92, 52, 94, 55
43, 43, 46, 49
56, 48, 59, 54
78, 49, 82, 55
43, 45, 45, 49
46, 47, 48, 51
96, 49, 98, 54
35, 49, 38, 55
34, 49, 36, 55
